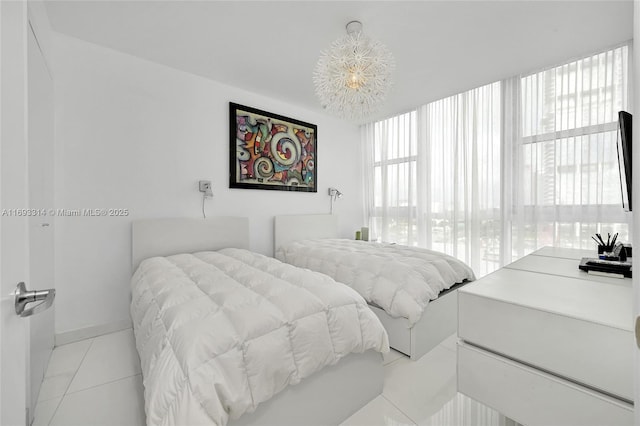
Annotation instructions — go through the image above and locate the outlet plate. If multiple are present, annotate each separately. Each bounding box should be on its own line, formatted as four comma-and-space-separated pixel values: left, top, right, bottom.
199, 180, 211, 192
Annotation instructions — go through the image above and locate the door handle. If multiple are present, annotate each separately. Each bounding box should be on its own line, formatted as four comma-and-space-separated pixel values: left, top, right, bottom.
14, 282, 55, 317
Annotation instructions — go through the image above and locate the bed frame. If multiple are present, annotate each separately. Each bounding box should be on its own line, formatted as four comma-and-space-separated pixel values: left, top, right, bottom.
131, 216, 250, 269
131, 217, 383, 425
274, 213, 460, 360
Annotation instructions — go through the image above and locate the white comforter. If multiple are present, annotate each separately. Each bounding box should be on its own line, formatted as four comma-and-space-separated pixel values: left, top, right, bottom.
130, 248, 388, 426
276, 239, 475, 326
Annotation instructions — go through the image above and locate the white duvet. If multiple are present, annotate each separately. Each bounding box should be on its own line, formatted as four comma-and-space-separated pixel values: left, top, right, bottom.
276, 239, 475, 326
130, 248, 388, 426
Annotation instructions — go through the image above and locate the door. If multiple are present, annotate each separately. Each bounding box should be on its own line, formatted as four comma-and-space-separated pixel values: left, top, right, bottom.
27, 11, 55, 423
1, 1, 31, 425
634, 4, 640, 425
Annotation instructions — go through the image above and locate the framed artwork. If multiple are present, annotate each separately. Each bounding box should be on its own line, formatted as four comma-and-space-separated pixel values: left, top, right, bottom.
229, 102, 317, 192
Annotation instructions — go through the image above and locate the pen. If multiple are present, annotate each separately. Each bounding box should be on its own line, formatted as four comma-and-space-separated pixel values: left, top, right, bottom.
591, 236, 602, 246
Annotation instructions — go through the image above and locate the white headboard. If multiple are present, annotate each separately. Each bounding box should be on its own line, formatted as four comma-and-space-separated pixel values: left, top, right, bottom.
131, 217, 249, 270
274, 214, 339, 252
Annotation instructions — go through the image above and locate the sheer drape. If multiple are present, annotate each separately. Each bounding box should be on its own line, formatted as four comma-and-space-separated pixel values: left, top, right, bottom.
509, 45, 630, 261
422, 84, 502, 276
362, 111, 418, 245
363, 44, 630, 277
363, 84, 502, 276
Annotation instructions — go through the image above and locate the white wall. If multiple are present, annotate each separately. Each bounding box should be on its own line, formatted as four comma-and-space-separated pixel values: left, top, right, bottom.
53, 33, 364, 335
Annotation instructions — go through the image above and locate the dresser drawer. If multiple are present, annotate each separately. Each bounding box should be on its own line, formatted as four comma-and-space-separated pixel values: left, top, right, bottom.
458, 343, 633, 426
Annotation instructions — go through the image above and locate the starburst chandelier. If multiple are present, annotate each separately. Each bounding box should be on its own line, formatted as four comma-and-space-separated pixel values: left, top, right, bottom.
313, 21, 395, 121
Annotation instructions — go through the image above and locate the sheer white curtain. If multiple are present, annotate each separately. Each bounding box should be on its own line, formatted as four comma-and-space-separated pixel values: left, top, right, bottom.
363, 44, 630, 277
363, 83, 502, 276
362, 110, 418, 246
421, 84, 502, 276
508, 45, 631, 261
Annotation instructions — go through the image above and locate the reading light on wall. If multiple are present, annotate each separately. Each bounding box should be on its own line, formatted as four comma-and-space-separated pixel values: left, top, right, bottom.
199, 180, 213, 218
313, 20, 395, 121
328, 187, 343, 214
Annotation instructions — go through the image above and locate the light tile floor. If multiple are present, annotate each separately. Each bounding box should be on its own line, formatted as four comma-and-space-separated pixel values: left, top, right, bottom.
33, 329, 145, 426
33, 330, 514, 426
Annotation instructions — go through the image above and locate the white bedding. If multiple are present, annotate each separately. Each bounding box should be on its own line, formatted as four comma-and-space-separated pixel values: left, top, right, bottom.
130, 248, 388, 426
276, 239, 475, 326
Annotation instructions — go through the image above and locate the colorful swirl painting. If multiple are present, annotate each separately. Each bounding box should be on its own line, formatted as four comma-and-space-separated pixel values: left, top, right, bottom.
229, 103, 317, 192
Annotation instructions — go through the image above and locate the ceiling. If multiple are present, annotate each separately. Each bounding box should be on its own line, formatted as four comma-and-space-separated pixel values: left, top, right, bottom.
44, 0, 633, 124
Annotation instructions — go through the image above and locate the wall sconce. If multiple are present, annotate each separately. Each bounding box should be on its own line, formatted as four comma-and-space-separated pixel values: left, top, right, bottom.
199, 180, 213, 218
328, 187, 343, 214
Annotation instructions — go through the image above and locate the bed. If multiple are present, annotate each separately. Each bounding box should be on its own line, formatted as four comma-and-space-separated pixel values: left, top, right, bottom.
274, 214, 475, 360
130, 217, 388, 426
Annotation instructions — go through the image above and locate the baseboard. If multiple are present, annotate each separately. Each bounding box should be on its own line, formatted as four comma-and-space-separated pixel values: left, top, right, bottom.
55, 319, 132, 346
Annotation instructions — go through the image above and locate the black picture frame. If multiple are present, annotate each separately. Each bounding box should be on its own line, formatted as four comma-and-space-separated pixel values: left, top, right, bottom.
229, 102, 317, 192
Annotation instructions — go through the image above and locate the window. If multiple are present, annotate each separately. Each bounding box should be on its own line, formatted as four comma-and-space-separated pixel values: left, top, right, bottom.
370, 111, 418, 246
363, 44, 630, 277
513, 45, 629, 259
365, 83, 502, 276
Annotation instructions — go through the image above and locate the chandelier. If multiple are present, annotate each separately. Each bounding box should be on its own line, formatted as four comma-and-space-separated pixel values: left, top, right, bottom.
313, 21, 395, 121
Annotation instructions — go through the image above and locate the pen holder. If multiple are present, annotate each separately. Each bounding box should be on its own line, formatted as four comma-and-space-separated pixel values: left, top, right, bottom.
597, 245, 614, 255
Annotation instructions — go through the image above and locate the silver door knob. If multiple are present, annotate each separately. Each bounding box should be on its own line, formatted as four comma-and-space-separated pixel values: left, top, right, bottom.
14, 282, 55, 317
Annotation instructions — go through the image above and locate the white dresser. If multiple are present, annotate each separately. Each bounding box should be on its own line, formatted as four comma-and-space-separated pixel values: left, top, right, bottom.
457, 247, 634, 425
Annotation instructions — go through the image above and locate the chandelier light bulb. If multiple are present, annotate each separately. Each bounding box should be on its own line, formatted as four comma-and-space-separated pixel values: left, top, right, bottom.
347, 70, 364, 89
313, 21, 395, 121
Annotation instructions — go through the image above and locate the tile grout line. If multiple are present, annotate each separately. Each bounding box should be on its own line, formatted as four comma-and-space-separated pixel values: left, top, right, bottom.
441, 344, 457, 354
381, 394, 419, 425
381, 343, 458, 426
63, 332, 142, 396
63, 373, 143, 397
46, 338, 95, 426
63, 338, 96, 395
41, 396, 63, 426
384, 356, 406, 367
44, 373, 144, 426
62, 331, 142, 396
